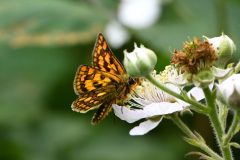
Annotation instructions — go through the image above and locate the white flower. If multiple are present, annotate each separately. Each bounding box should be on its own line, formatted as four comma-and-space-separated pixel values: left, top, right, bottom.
118, 0, 161, 29
123, 44, 157, 77
113, 72, 205, 136
217, 74, 240, 109
104, 21, 130, 48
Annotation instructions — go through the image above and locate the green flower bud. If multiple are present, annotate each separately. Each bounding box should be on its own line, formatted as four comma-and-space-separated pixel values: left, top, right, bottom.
206, 33, 236, 68
123, 44, 157, 77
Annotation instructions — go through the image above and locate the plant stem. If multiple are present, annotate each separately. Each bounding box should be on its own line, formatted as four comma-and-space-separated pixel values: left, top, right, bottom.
224, 111, 240, 145
146, 74, 207, 114
203, 87, 233, 160
171, 114, 223, 160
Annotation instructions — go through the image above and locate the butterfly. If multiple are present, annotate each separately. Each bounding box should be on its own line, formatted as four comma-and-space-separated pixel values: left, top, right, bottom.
71, 33, 140, 125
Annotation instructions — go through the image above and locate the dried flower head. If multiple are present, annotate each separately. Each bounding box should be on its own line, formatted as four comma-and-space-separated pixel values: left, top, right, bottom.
171, 38, 218, 74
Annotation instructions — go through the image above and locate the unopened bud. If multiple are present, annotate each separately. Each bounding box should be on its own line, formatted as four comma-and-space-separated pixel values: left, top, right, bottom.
123, 44, 157, 77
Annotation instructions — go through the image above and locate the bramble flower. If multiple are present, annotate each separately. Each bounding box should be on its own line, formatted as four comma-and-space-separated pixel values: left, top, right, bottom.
113, 71, 205, 135
170, 37, 235, 87
217, 74, 240, 110
123, 44, 157, 77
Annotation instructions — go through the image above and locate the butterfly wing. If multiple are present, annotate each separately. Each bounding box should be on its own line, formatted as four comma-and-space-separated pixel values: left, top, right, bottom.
71, 87, 114, 113
92, 33, 126, 75
72, 33, 132, 124
91, 99, 114, 125
72, 65, 120, 113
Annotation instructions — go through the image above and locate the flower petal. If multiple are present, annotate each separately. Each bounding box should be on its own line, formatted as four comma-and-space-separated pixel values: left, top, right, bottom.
219, 76, 234, 98
112, 102, 185, 123
212, 66, 232, 79
233, 74, 240, 94
187, 87, 205, 101
129, 117, 162, 136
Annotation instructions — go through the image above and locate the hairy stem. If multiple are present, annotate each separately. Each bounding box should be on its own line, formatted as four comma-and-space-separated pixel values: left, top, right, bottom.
171, 114, 223, 160
203, 87, 233, 160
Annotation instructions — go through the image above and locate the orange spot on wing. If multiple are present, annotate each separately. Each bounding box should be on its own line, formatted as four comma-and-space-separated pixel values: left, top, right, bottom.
103, 42, 107, 50
105, 54, 110, 64
97, 92, 106, 97
81, 66, 87, 71
84, 97, 92, 102
88, 68, 94, 74
81, 75, 86, 81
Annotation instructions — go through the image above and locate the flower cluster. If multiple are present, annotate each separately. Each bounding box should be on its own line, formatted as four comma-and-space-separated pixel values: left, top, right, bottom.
111, 33, 239, 160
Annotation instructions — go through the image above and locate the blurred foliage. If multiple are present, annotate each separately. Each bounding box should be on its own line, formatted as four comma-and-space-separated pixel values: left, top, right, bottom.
0, 0, 239, 160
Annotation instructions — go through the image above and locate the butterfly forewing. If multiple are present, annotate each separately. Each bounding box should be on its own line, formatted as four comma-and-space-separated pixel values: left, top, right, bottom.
92, 33, 125, 75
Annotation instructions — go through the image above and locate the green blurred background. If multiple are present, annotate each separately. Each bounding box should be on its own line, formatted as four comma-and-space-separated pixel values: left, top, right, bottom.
0, 0, 240, 160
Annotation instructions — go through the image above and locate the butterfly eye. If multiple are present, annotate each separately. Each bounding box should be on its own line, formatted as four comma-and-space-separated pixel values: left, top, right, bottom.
128, 77, 135, 85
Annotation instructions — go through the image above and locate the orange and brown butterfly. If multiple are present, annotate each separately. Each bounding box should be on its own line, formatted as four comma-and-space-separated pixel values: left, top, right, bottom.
71, 33, 140, 125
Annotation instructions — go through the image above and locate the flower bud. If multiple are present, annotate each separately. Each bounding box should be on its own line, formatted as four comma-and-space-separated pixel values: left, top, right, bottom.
217, 74, 240, 110
123, 44, 157, 77
206, 33, 236, 68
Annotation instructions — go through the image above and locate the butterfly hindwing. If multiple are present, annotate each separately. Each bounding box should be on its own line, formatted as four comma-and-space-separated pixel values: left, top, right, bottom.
91, 99, 113, 125
72, 66, 118, 113
71, 88, 111, 113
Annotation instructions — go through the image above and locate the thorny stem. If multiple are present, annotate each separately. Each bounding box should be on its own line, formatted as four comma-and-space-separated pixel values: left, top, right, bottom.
203, 87, 233, 160
146, 74, 207, 114
171, 114, 223, 160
